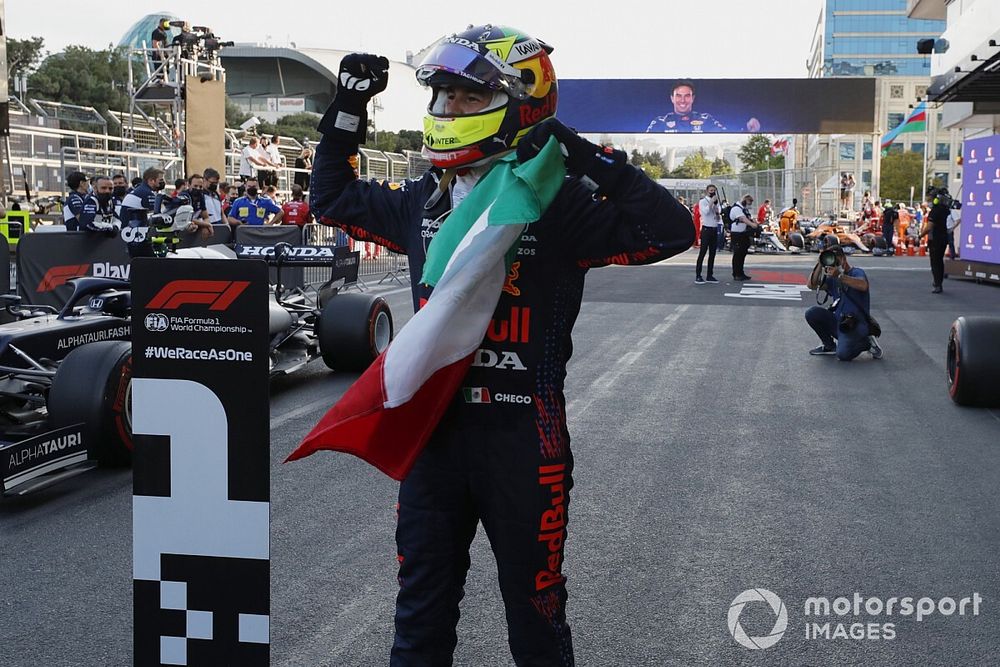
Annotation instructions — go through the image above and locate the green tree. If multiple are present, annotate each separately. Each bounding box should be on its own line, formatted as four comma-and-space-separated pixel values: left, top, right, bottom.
225, 100, 251, 128
671, 149, 713, 179
641, 163, 664, 180
6, 36, 46, 94
257, 112, 325, 142
28, 46, 131, 113
366, 128, 423, 153
711, 157, 733, 175
879, 150, 926, 202
630, 149, 644, 167
643, 150, 665, 169
737, 134, 783, 171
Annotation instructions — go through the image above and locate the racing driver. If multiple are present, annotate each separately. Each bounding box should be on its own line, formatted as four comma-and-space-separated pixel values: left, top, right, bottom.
309, 24, 694, 666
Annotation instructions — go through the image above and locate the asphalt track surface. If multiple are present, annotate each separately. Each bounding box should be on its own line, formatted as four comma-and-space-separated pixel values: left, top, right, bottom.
3, 248, 1000, 666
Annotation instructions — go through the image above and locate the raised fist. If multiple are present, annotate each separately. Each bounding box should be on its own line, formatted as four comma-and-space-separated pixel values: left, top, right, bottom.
338, 53, 389, 102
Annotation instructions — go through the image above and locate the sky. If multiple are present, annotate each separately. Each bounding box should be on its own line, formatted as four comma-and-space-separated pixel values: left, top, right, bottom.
4, 0, 825, 148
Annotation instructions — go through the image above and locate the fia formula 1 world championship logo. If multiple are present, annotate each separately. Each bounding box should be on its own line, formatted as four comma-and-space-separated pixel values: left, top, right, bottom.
728, 588, 788, 649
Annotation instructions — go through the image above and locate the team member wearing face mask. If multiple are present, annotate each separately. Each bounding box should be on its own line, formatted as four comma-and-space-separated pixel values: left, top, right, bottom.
225, 177, 284, 226
201, 167, 229, 227
80, 176, 120, 235
120, 166, 167, 257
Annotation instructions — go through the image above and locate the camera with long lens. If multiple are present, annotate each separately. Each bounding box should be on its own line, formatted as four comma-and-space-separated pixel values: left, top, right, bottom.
930, 186, 962, 210
819, 248, 840, 268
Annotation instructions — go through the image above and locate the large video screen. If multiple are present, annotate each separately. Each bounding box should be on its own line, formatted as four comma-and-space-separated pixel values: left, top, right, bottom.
961, 134, 1000, 265
557, 79, 876, 134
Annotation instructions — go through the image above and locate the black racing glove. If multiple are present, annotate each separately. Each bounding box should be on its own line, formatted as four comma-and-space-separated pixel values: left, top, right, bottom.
317, 53, 390, 144
516, 118, 627, 196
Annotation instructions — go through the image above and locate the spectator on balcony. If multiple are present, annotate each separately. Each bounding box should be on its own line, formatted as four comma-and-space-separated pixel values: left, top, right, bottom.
226, 177, 283, 226
281, 184, 313, 227
259, 135, 284, 188
239, 136, 270, 182
294, 146, 313, 191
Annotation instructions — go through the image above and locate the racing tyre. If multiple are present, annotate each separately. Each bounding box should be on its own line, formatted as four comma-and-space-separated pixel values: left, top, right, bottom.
787, 232, 805, 249
862, 233, 877, 249
874, 236, 888, 250
318, 294, 393, 371
947, 316, 1000, 407
49, 341, 132, 466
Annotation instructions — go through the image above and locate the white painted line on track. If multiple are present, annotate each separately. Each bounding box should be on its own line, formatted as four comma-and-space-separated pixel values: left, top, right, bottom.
568, 304, 689, 416
272, 393, 343, 429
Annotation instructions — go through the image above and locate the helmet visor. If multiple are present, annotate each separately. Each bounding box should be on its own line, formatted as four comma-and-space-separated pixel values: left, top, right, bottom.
415, 42, 518, 92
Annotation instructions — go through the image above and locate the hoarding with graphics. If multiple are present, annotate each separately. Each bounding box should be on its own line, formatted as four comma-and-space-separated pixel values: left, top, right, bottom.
132, 258, 270, 667
557, 78, 877, 134
961, 135, 1000, 265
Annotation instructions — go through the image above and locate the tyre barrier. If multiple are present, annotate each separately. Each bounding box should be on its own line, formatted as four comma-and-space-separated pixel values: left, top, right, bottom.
947, 316, 1000, 407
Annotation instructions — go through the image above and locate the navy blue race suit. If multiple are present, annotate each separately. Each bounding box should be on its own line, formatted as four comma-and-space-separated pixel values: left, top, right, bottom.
119, 182, 158, 257
646, 110, 727, 133
62, 191, 90, 231
311, 129, 693, 665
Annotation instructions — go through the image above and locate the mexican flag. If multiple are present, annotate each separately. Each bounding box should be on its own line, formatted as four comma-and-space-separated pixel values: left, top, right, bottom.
880, 101, 927, 154
285, 138, 567, 480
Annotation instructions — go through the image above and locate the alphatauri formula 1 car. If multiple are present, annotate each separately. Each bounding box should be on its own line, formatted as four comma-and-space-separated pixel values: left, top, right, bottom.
0, 240, 393, 496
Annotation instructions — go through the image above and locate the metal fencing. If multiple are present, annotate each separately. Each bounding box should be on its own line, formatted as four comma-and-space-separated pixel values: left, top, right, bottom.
302, 223, 409, 290
712, 166, 847, 219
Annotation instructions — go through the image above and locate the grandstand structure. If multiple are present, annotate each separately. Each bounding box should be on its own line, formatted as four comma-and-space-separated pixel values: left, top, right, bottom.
3, 99, 432, 202
2, 14, 436, 203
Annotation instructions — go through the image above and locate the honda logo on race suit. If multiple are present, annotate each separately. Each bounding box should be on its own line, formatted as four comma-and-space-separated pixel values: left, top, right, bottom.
146, 280, 250, 311
471, 348, 527, 371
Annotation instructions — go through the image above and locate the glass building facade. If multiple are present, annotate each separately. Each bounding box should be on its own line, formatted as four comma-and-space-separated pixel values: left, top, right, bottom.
822, 0, 944, 77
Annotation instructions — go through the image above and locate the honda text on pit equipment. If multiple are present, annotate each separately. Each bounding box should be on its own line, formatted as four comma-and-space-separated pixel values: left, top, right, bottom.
132, 258, 270, 666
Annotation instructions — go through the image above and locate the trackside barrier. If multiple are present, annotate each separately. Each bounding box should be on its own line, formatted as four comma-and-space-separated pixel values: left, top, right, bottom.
302, 223, 410, 288
16, 233, 130, 309
234, 226, 304, 289
174, 224, 233, 249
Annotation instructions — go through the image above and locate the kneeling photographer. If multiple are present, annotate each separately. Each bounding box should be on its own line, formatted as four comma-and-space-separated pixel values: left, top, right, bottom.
804, 244, 883, 361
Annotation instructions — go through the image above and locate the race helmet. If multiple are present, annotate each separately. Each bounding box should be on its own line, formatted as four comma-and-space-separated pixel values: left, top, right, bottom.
415, 24, 558, 168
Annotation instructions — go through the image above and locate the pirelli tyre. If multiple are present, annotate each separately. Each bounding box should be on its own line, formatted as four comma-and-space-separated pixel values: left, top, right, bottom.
947, 316, 1000, 407
787, 232, 805, 249
318, 294, 393, 372
862, 233, 878, 249
49, 341, 133, 466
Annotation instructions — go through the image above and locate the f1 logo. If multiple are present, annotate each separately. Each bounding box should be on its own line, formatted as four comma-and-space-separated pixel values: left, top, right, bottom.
146, 280, 250, 311
37, 264, 90, 292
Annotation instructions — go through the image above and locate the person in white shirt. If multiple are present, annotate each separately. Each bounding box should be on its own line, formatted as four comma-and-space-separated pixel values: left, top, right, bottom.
257, 136, 282, 188
239, 136, 269, 182
695, 184, 722, 284
729, 193, 759, 281
263, 135, 284, 187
